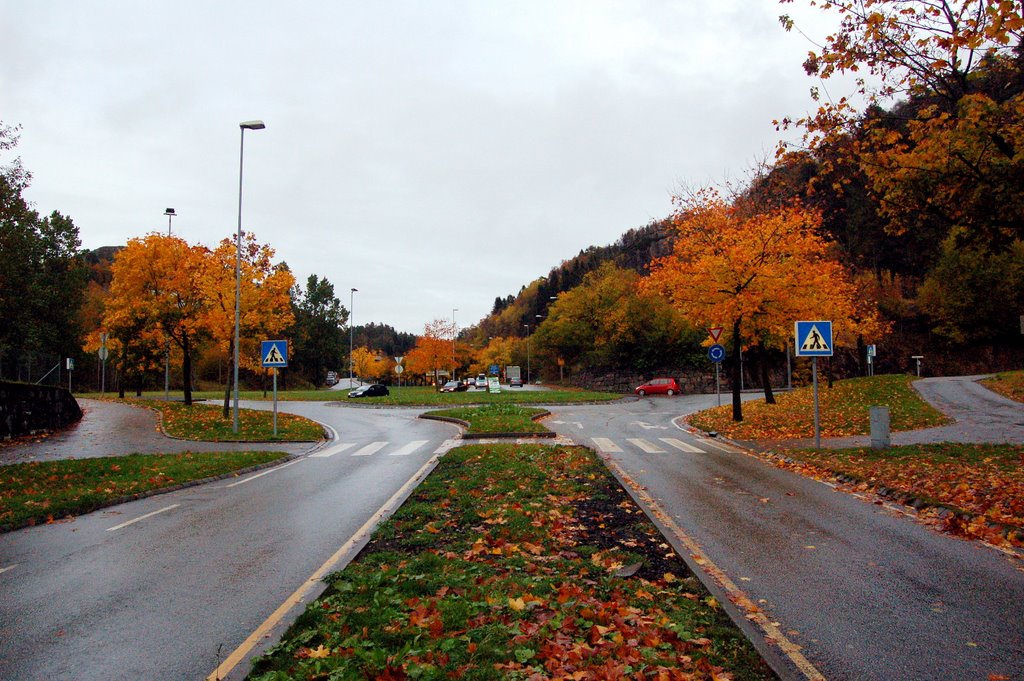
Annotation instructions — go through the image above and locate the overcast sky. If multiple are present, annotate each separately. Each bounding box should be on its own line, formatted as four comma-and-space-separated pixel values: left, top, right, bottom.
3, 1, 841, 334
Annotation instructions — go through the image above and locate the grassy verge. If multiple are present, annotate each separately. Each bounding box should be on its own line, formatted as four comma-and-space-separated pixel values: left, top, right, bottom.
981, 370, 1024, 403
82, 386, 621, 406
0, 451, 283, 531
775, 443, 1024, 548
689, 374, 949, 440
426, 404, 550, 434
114, 399, 324, 442
248, 444, 774, 680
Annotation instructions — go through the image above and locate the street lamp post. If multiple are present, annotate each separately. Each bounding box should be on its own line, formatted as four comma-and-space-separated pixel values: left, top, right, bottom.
349, 288, 358, 387
524, 323, 531, 385
163, 208, 176, 400
452, 308, 458, 380
233, 120, 265, 434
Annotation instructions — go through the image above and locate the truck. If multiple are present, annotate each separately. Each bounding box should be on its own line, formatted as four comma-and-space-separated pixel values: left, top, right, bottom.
506, 365, 522, 387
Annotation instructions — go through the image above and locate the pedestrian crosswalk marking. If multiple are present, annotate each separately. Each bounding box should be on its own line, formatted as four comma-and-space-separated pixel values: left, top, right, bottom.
627, 438, 666, 454
592, 437, 622, 453
310, 442, 357, 458
389, 440, 429, 456
660, 438, 703, 453
352, 441, 388, 457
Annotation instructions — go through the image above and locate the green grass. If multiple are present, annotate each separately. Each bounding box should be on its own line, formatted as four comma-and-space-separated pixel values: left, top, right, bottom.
981, 370, 1024, 403
0, 451, 284, 531
109, 399, 324, 442
426, 404, 550, 433
689, 374, 949, 440
248, 443, 774, 680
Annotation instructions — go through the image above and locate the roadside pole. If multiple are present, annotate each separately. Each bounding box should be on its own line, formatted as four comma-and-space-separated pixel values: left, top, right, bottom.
273, 368, 278, 436
261, 340, 288, 438
707, 327, 724, 408
812, 357, 820, 449
794, 321, 833, 450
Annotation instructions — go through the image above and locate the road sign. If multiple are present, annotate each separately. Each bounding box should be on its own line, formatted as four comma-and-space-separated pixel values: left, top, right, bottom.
794, 321, 833, 357
708, 327, 723, 342
708, 344, 725, 363
394, 365, 404, 374
489, 364, 500, 376
261, 340, 288, 367
394, 356, 404, 365
97, 346, 108, 361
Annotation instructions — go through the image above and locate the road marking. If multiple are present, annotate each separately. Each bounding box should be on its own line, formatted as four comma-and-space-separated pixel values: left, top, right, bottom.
106, 504, 180, 532
0, 564, 19, 575
592, 437, 622, 453
206, 445, 451, 681
310, 442, 357, 458
225, 459, 305, 488
599, 454, 825, 680
627, 438, 666, 454
389, 440, 429, 456
660, 437, 704, 453
352, 441, 388, 457
433, 439, 460, 455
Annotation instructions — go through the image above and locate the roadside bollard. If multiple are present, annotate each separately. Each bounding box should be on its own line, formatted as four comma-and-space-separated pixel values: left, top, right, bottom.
870, 406, 890, 450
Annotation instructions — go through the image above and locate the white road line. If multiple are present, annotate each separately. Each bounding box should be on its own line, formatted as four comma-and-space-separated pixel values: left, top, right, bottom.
627, 438, 666, 454
310, 442, 357, 458
106, 504, 180, 532
660, 437, 704, 453
0, 564, 19, 575
352, 441, 388, 457
433, 439, 460, 455
388, 440, 429, 456
592, 437, 622, 453
697, 437, 740, 452
225, 458, 305, 488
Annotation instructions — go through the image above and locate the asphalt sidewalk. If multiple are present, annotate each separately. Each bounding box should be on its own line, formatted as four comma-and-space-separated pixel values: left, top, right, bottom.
0, 398, 313, 466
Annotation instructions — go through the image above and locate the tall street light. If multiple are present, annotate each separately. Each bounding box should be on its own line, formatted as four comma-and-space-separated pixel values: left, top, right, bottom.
523, 323, 531, 385
349, 288, 358, 387
233, 120, 265, 434
452, 308, 458, 380
163, 208, 176, 400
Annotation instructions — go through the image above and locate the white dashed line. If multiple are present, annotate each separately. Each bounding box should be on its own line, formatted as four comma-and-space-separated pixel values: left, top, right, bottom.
106, 504, 180, 531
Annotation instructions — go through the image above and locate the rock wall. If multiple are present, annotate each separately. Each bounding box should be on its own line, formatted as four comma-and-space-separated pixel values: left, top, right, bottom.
0, 381, 82, 440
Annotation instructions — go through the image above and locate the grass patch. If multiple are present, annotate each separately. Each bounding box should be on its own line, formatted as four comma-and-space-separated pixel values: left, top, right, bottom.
248, 444, 774, 680
776, 443, 1024, 547
981, 370, 1024, 403
0, 451, 283, 531
689, 374, 949, 440
427, 404, 550, 434
114, 399, 323, 442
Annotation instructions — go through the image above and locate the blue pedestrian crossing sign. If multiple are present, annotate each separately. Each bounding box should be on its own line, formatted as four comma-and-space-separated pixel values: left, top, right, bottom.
794, 321, 833, 357
261, 340, 288, 367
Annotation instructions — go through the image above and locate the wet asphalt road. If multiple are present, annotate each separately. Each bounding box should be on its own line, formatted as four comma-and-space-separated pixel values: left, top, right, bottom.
0, 401, 459, 680
545, 384, 1024, 681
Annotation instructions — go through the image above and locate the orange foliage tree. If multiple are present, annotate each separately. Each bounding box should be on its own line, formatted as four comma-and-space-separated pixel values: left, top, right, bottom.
405, 318, 456, 386
644, 188, 885, 421
351, 346, 396, 382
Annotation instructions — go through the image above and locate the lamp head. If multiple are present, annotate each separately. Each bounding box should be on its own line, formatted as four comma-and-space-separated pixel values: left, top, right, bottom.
240, 120, 266, 130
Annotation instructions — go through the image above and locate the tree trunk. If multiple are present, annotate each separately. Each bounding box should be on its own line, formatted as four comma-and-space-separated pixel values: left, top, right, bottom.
731, 318, 743, 422
182, 334, 193, 406
759, 344, 775, 404
118, 351, 126, 399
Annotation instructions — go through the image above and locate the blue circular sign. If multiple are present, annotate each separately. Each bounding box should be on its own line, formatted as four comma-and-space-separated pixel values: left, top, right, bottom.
708, 344, 726, 363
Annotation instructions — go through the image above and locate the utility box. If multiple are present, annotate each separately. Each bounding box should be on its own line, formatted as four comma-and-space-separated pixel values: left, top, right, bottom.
870, 406, 891, 449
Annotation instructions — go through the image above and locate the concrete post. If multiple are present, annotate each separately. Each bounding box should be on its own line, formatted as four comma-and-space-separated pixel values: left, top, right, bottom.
870, 406, 891, 449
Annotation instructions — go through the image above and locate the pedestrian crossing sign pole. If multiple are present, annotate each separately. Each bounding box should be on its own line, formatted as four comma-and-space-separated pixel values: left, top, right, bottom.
261, 340, 288, 435
794, 321, 833, 449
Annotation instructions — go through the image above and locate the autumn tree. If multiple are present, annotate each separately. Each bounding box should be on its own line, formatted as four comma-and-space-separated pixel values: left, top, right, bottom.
205, 234, 294, 416
405, 318, 456, 386
644, 188, 884, 421
105, 234, 210, 404
351, 346, 396, 382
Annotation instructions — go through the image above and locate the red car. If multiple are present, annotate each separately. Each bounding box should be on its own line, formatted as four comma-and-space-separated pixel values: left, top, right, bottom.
634, 377, 680, 396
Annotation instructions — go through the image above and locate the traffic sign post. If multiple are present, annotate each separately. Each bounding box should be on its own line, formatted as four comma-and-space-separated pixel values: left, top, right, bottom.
708, 343, 725, 407
261, 340, 288, 436
794, 321, 833, 449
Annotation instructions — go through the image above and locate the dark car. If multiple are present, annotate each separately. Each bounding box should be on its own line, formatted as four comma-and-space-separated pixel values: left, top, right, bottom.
439, 380, 468, 392
634, 377, 680, 396
348, 384, 389, 398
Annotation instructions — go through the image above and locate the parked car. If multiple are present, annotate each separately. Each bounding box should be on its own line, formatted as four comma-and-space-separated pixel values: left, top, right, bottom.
509, 377, 524, 387
475, 374, 488, 389
439, 380, 468, 392
348, 384, 389, 398
634, 377, 680, 396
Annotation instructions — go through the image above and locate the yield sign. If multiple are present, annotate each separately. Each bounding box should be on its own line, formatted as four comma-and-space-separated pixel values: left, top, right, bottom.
708, 327, 723, 342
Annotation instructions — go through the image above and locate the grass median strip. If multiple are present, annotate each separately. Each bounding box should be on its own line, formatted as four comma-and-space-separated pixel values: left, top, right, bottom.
426, 404, 551, 434
0, 451, 283, 531
689, 374, 949, 440
981, 370, 1024, 403
248, 443, 774, 680
113, 399, 323, 441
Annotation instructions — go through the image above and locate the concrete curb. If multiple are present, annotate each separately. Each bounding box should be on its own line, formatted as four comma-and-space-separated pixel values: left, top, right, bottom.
418, 409, 556, 439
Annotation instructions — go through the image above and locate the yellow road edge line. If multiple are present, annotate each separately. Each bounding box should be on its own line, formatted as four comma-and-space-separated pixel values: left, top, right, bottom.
600, 453, 826, 681
206, 450, 445, 681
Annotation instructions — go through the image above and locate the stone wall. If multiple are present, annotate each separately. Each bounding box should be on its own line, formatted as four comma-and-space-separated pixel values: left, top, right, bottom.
0, 381, 82, 440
